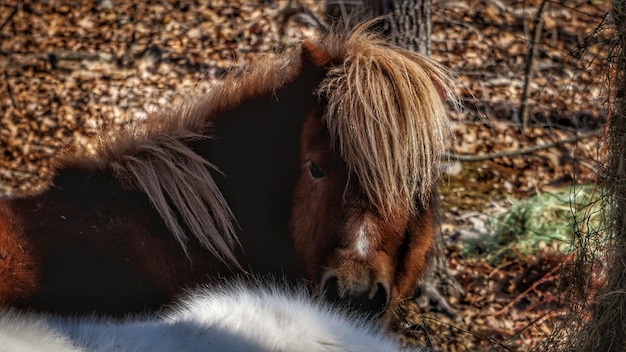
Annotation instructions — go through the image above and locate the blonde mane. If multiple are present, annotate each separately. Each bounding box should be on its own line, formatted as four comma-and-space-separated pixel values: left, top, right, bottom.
315, 23, 456, 216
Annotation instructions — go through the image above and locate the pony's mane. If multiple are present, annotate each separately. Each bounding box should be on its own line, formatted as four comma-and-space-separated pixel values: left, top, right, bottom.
55, 49, 305, 267
316, 22, 456, 216
59, 129, 240, 265
51, 23, 454, 265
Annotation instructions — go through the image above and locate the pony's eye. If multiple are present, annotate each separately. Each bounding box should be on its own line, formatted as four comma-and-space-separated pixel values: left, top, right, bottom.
309, 161, 325, 179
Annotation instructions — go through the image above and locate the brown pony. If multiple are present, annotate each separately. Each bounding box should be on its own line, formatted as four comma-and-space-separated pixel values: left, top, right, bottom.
0, 24, 454, 318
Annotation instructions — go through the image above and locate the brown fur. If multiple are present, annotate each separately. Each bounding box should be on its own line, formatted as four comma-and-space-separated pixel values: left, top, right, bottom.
0, 23, 454, 317
54, 61, 309, 266
0, 41, 322, 314
49, 38, 315, 268
0, 203, 38, 305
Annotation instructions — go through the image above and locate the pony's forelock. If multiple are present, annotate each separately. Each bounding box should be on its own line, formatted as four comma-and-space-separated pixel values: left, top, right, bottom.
316, 22, 456, 215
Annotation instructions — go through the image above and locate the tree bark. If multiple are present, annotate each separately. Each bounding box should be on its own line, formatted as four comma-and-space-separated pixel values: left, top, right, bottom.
325, 0, 431, 55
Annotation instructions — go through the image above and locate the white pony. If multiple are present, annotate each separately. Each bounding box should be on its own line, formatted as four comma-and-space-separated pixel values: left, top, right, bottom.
0, 281, 420, 352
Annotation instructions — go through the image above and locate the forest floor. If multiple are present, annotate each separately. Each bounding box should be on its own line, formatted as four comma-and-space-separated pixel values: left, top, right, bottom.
403, 0, 610, 350
0, 0, 612, 351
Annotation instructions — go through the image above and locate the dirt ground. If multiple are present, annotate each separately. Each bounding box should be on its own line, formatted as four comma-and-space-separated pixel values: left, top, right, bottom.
0, 0, 611, 351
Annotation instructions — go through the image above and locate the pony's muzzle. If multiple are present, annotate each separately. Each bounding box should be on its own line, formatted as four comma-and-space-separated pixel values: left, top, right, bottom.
321, 274, 390, 317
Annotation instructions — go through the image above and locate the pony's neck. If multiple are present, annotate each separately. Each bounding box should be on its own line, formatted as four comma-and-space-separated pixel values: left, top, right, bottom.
191, 64, 327, 278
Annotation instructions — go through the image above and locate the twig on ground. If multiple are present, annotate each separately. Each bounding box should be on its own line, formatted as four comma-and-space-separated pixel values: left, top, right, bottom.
8, 50, 114, 71
491, 259, 564, 317
0, 5, 18, 33
3, 74, 18, 109
444, 128, 604, 162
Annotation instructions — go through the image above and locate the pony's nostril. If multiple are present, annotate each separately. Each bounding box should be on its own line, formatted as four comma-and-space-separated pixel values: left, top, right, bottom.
322, 277, 390, 317
339, 282, 388, 317
369, 282, 389, 315
322, 275, 341, 304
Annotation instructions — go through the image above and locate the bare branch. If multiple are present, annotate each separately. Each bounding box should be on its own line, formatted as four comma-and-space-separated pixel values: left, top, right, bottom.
519, 0, 549, 131
445, 128, 604, 162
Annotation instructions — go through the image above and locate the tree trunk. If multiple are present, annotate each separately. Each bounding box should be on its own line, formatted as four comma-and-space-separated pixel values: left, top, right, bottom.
325, 0, 431, 55
324, 0, 463, 317
567, 1, 626, 350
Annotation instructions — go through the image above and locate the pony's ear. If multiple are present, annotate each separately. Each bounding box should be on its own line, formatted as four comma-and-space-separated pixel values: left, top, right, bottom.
301, 41, 333, 67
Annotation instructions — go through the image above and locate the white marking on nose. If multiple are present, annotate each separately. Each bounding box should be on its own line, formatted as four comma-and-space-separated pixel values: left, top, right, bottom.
354, 221, 370, 257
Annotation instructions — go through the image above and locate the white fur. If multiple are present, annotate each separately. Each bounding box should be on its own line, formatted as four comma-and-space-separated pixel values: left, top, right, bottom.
354, 221, 371, 258
0, 310, 80, 352
0, 282, 420, 352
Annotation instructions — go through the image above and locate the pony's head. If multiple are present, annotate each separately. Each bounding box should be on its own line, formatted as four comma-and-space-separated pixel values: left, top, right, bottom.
290, 25, 455, 318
